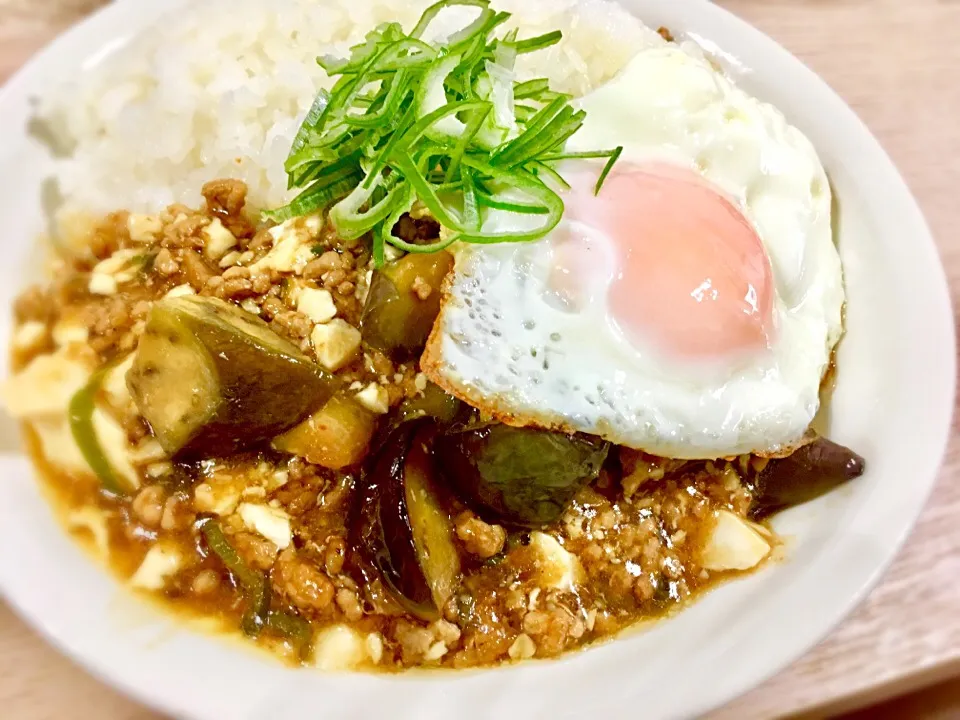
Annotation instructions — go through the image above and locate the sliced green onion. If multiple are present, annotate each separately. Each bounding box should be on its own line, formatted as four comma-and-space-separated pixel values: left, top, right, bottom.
386, 229, 460, 255
264, 167, 363, 223
376, 182, 417, 263
364, 102, 418, 188
331, 175, 412, 241
476, 192, 551, 215
415, 53, 469, 140
593, 146, 624, 194
288, 91, 330, 158
458, 157, 563, 242
461, 166, 480, 230
391, 151, 464, 230
345, 71, 414, 129
401, 98, 490, 151
489, 96, 568, 166
448, 11, 511, 53
445, 104, 492, 182
514, 78, 550, 99
288, 148, 363, 189
411, 0, 490, 40
515, 30, 562, 54
528, 160, 572, 191
503, 106, 586, 167
269, 0, 624, 263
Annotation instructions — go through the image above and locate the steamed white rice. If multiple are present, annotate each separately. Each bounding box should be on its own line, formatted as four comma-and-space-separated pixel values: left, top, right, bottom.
42, 0, 655, 217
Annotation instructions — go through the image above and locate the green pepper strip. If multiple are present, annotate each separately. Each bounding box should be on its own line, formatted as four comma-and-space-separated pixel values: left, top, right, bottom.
68, 363, 124, 496
266, 610, 313, 659
200, 520, 314, 654
200, 520, 269, 636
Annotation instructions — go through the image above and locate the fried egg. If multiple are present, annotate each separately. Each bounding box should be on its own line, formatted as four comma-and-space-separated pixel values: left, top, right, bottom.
422, 34, 844, 459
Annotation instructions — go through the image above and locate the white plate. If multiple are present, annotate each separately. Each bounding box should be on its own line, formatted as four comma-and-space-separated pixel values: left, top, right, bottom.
0, 1, 953, 719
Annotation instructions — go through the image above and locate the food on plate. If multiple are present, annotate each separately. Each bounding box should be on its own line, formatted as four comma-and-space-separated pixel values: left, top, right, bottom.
434, 419, 610, 528
128, 295, 338, 455
749, 436, 866, 520
352, 420, 462, 621
4, 0, 865, 671
360, 252, 454, 358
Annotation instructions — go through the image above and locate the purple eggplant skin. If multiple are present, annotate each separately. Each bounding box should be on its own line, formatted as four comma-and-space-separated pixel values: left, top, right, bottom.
749, 437, 865, 520
350, 420, 460, 621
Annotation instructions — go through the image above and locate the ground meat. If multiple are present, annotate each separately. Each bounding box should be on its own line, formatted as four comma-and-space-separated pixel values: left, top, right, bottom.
392, 213, 441, 245
202, 179, 255, 239
161, 210, 207, 249
455, 511, 506, 559
13, 287, 54, 325
335, 587, 364, 621
160, 492, 196, 532
86, 297, 135, 355
181, 250, 217, 290
232, 531, 279, 571
411, 276, 433, 301
132, 486, 166, 528
521, 605, 585, 657
271, 311, 312, 341
303, 251, 342, 280
393, 619, 436, 664
17, 176, 774, 675
323, 536, 347, 576
154, 248, 179, 277
321, 268, 346, 289
191, 569, 221, 596
273, 548, 335, 613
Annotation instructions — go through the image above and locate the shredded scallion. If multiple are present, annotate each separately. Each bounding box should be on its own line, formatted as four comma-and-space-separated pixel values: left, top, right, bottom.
266, 0, 623, 264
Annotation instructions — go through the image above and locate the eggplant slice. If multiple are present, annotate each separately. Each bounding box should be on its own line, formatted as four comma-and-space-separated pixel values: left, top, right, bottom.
351, 421, 461, 621
749, 436, 865, 520
435, 422, 609, 529
127, 295, 337, 456
360, 251, 453, 359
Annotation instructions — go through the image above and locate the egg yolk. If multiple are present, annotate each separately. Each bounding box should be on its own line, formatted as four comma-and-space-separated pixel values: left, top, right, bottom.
563, 163, 774, 360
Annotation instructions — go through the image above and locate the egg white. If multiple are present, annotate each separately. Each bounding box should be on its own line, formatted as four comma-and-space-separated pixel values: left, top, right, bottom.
425, 33, 844, 459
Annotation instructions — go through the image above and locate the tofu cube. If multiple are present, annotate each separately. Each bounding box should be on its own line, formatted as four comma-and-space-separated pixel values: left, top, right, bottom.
298, 288, 337, 324
33, 417, 89, 476
355, 383, 389, 415
52, 321, 89, 347
218, 251, 242, 268
67, 507, 111, 558
92, 249, 142, 284
311, 319, 361, 372
88, 273, 118, 296
252, 220, 305, 274
194, 481, 242, 516
101, 353, 135, 412
237, 503, 292, 549
12, 321, 48, 352
130, 543, 183, 590
203, 218, 238, 260
1, 351, 93, 418
127, 214, 163, 243
312, 625, 368, 670
164, 284, 196, 298
530, 531, 583, 590
92, 407, 141, 490
700, 510, 771, 572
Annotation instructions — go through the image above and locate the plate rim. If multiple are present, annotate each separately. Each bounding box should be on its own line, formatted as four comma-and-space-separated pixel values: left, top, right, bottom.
0, 1, 954, 718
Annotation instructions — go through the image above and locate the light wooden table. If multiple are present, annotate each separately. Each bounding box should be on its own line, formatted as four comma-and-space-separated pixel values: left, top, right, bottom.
1, 1, 958, 718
